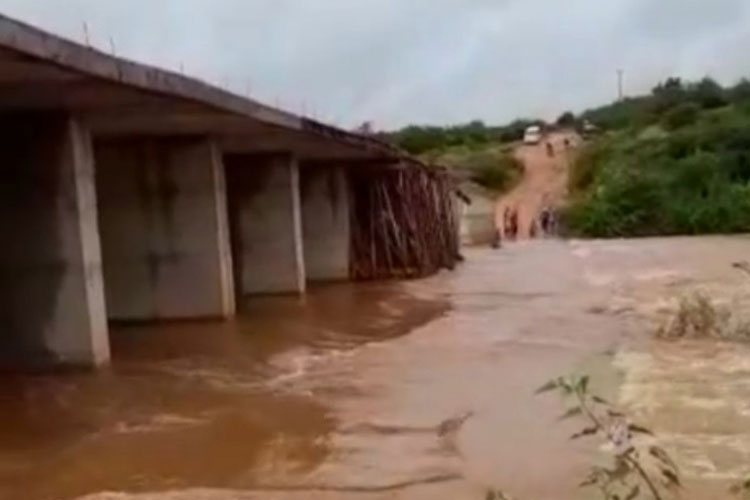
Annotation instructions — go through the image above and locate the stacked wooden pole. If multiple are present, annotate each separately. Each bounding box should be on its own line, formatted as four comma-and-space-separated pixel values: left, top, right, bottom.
349, 163, 460, 280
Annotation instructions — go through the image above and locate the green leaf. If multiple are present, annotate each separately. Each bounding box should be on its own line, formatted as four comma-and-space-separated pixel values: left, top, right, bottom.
649, 446, 679, 473
558, 406, 583, 420
592, 395, 610, 405
607, 458, 632, 481
560, 378, 575, 395
579, 474, 598, 488
535, 379, 559, 394
619, 446, 636, 458
578, 375, 590, 393
662, 468, 681, 488
625, 485, 640, 500
571, 426, 599, 439
730, 478, 750, 496
627, 423, 653, 435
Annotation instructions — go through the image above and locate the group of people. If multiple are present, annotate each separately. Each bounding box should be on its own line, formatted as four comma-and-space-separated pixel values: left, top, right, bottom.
547, 138, 574, 158
502, 206, 520, 240
538, 206, 558, 235
491, 205, 558, 248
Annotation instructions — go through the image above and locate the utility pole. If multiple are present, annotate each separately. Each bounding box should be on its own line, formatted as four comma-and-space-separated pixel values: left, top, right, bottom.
82, 22, 90, 47
617, 69, 624, 101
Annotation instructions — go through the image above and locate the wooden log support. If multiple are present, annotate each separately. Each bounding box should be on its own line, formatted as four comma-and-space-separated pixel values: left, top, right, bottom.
349, 163, 460, 281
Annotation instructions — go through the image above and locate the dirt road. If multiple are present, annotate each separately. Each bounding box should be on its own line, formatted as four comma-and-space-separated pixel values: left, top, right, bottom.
497, 131, 579, 239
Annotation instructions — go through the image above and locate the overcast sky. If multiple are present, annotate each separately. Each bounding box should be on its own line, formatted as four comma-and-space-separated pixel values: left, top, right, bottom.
1, 0, 749, 130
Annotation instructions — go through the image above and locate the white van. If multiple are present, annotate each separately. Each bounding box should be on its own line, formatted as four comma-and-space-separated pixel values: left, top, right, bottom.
523, 125, 542, 145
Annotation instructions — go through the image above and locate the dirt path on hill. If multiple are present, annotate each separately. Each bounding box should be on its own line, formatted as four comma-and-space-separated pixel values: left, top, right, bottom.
497, 131, 580, 239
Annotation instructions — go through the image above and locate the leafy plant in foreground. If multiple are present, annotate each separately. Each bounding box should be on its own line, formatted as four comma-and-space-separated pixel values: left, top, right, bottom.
487, 375, 680, 499
535, 375, 680, 500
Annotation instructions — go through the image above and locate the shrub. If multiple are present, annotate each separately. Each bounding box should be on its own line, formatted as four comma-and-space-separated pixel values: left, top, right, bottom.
468, 152, 523, 192
655, 285, 750, 343
730, 78, 750, 103
568, 137, 614, 194
691, 77, 728, 109
662, 102, 700, 130
655, 292, 726, 340
556, 111, 576, 128
565, 103, 750, 238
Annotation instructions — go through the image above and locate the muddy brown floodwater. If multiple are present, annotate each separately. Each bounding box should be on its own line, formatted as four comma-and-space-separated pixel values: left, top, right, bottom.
4, 236, 750, 500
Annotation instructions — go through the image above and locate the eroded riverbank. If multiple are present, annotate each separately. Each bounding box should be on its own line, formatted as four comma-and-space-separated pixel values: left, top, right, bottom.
3, 237, 750, 500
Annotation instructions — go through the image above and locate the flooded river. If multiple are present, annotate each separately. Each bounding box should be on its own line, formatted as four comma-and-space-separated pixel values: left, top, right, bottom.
3, 237, 750, 500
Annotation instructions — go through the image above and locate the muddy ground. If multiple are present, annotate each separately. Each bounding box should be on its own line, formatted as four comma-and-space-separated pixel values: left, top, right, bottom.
497, 131, 578, 239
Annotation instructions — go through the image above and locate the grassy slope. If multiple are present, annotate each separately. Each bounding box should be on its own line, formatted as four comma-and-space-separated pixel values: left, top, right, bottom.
565, 104, 750, 237
422, 142, 523, 194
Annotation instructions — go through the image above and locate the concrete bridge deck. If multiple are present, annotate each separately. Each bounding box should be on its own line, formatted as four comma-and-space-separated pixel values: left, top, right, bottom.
0, 14, 458, 369
0, 14, 406, 160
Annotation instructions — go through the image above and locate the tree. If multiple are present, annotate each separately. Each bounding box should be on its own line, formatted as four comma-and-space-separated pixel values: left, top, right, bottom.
556, 111, 576, 128
392, 126, 447, 154
690, 77, 727, 109
730, 78, 750, 103
461, 120, 490, 144
651, 77, 687, 114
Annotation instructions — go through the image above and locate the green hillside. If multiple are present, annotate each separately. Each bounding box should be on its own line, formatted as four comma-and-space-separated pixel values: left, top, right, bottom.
424, 143, 523, 193
386, 121, 530, 193
565, 77, 750, 237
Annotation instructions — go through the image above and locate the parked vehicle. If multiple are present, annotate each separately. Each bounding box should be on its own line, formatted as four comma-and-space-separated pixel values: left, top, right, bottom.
581, 120, 600, 139
523, 125, 542, 145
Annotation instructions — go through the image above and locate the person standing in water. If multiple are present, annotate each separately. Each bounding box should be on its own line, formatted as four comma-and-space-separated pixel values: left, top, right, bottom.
509, 208, 519, 240
502, 207, 511, 240
491, 228, 502, 249
540, 207, 551, 235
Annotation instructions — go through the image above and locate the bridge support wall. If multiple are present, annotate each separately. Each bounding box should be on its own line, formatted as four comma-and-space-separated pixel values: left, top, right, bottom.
300, 164, 350, 282
0, 113, 109, 367
95, 137, 235, 321
225, 153, 306, 297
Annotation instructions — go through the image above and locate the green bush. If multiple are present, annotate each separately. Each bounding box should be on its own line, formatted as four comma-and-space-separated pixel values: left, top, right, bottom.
580, 76, 741, 133
564, 107, 750, 237
568, 137, 614, 194
730, 79, 750, 103
692, 77, 728, 109
466, 152, 523, 192
662, 102, 700, 130
388, 118, 546, 155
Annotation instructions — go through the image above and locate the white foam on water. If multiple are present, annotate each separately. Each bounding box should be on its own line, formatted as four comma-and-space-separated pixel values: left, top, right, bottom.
107, 414, 208, 435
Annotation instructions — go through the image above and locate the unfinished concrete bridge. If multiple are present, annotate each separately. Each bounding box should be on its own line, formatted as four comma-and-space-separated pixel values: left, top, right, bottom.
0, 14, 460, 369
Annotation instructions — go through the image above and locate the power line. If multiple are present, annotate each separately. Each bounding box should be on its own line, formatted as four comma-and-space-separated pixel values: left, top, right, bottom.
617, 69, 624, 101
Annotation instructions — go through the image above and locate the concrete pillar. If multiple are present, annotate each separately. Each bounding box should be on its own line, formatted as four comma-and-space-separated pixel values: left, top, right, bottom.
95, 137, 235, 321
225, 153, 306, 296
0, 113, 109, 368
300, 164, 350, 282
